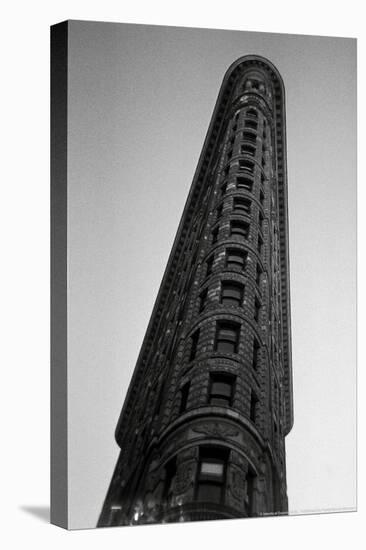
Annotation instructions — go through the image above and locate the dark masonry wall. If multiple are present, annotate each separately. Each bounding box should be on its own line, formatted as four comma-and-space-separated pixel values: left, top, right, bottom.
98, 55, 293, 527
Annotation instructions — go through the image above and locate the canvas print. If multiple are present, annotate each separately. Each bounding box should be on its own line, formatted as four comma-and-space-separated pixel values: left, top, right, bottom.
51, 20, 357, 530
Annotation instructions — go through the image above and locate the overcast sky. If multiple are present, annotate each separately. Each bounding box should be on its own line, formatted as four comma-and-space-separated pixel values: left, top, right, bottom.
66, 20, 356, 529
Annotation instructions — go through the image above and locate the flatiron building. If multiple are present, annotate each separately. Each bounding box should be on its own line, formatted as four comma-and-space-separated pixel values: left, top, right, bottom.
98, 54, 293, 527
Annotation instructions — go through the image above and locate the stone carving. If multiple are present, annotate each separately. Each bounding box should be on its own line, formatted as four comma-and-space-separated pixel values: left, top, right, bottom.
192, 422, 239, 438
173, 463, 194, 495
229, 468, 246, 501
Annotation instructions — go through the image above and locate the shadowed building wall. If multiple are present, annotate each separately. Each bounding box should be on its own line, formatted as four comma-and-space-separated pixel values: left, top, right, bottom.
98, 54, 293, 527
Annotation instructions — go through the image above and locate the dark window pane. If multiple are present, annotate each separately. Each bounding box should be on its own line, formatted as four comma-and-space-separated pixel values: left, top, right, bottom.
210, 396, 230, 407
211, 381, 232, 398
253, 339, 260, 370
221, 282, 243, 306
179, 382, 190, 413
206, 256, 214, 276
199, 288, 208, 312
217, 340, 235, 353
236, 176, 253, 192
234, 197, 251, 214
245, 119, 258, 130
231, 221, 249, 238
239, 159, 255, 173
226, 249, 247, 269
243, 131, 256, 143
197, 483, 222, 503
189, 330, 200, 361
241, 144, 256, 156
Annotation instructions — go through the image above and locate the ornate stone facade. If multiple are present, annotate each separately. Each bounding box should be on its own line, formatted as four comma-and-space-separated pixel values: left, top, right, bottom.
98, 55, 293, 527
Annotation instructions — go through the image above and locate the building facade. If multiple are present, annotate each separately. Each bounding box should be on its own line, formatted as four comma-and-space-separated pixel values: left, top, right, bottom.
98, 55, 293, 527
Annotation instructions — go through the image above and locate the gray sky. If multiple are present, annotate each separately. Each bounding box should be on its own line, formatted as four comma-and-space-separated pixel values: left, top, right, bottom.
67, 21, 356, 529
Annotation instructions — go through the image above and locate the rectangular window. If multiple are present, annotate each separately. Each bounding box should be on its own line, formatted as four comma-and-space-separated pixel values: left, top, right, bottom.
256, 264, 262, 286
221, 281, 244, 307
163, 457, 177, 503
241, 144, 256, 157
252, 338, 260, 370
216, 203, 223, 219
243, 131, 256, 144
215, 321, 240, 354
220, 181, 227, 197
246, 108, 258, 119
259, 189, 265, 205
199, 288, 208, 313
196, 447, 228, 504
154, 381, 165, 417
209, 373, 235, 407
239, 159, 255, 174
259, 211, 264, 230
230, 220, 249, 239
189, 329, 200, 361
254, 297, 261, 323
212, 226, 219, 244
236, 176, 253, 192
245, 119, 258, 130
250, 391, 259, 423
226, 248, 247, 270
206, 255, 214, 277
234, 197, 251, 214
257, 235, 263, 255
179, 381, 190, 413
245, 469, 256, 516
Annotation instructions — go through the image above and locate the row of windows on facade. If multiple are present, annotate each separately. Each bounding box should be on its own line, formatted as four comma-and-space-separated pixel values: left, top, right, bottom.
189, 321, 261, 364
227, 137, 266, 164
212, 219, 263, 253
229, 120, 267, 164
206, 249, 263, 282
179, 372, 259, 422
242, 78, 268, 95
210, 216, 264, 252
233, 107, 268, 138
198, 279, 262, 316
216, 197, 265, 232
164, 446, 256, 514
223, 158, 267, 187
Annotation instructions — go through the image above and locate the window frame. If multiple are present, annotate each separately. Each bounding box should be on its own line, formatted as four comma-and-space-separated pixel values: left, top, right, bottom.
230, 220, 250, 239
236, 176, 253, 193
189, 329, 200, 361
220, 280, 244, 307
225, 248, 247, 270
208, 372, 236, 407
215, 321, 240, 354
233, 196, 251, 215
195, 447, 229, 505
